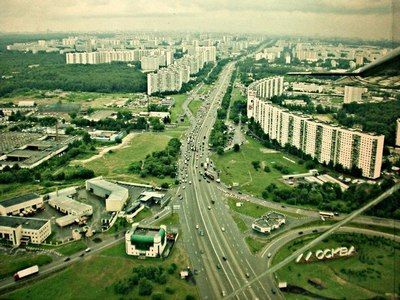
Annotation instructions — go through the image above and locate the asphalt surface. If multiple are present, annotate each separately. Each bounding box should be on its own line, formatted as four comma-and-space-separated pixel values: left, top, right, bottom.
177, 62, 279, 300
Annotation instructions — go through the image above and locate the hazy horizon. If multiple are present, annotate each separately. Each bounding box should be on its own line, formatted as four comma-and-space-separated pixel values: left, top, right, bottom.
0, 0, 397, 40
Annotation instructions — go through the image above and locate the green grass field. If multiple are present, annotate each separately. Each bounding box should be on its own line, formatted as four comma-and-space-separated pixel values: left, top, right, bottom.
170, 94, 188, 123
212, 137, 308, 197
188, 99, 203, 116
273, 233, 400, 299
83, 132, 173, 186
3, 245, 198, 300
0, 254, 52, 280
244, 236, 266, 254
56, 241, 88, 256
231, 214, 248, 233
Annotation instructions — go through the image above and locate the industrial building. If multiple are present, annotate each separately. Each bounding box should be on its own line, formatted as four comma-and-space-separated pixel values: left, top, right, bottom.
0, 216, 51, 246
48, 192, 93, 227
139, 191, 165, 205
125, 223, 167, 257
247, 77, 384, 179
252, 212, 286, 234
86, 178, 129, 211
0, 135, 76, 170
88, 130, 123, 142
0, 193, 43, 216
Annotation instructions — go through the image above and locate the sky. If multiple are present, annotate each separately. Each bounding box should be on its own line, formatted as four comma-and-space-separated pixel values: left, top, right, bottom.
0, 0, 396, 40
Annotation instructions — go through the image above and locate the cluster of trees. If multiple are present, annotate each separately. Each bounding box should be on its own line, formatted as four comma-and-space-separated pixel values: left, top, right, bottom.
129, 138, 181, 179
262, 178, 399, 219
0, 139, 96, 184
247, 118, 363, 177
113, 264, 178, 296
71, 116, 148, 132
237, 58, 302, 86
209, 68, 237, 154
0, 56, 147, 97
149, 117, 165, 131
229, 96, 248, 125
336, 100, 400, 146
148, 104, 169, 112
204, 58, 231, 84
8, 111, 58, 126
269, 94, 336, 115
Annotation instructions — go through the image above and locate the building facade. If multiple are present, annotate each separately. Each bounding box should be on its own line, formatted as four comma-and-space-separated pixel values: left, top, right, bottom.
125, 223, 167, 257
344, 86, 366, 103
247, 77, 384, 179
0, 216, 51, 246
0, 193, 43, 216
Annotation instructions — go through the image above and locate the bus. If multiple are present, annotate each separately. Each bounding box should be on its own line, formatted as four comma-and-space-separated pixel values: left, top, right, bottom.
204, 171, 215, 180
319, 211, 334, 219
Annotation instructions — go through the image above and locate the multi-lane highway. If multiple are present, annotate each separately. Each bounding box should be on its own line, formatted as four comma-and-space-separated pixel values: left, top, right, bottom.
177, 62, 278, 299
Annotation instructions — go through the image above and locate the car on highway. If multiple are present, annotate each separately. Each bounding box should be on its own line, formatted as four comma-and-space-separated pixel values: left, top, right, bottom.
79, 253, 85, 257
221, 291, 226, 297
271, 288, 276, 294
85, 248, 91, 253
298, 231, 304, 235
196, 224, 199, 229
245, 272, 250, 278
222, 256, 227, 261
207, 206, 211, 210
64, 257, 71, 262
312, 229, 318, 233
216, 264, 221, 270
267, 252, 272, 258
154, 215, 159, 220
221, 227, 226, 232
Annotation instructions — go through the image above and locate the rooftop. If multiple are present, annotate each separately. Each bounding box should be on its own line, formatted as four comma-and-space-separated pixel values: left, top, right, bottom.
0, 193, 41, 208
0, 215, 48, 230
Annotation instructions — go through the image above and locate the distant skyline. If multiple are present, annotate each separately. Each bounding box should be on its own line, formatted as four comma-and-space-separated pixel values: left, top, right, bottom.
0, 0, 396, 40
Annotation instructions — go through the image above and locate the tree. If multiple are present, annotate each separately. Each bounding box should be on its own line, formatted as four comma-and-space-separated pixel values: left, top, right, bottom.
217, 147, 224, 155
138, 278, 153, 296
161, 182, 169, 189
264, 165, 271, 173
82, 132, 92, 144
251, 160, 260, 170
233, 143, 240, 152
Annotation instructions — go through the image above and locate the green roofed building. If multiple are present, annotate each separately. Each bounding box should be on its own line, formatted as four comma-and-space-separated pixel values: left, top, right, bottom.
125, 223, 167, 257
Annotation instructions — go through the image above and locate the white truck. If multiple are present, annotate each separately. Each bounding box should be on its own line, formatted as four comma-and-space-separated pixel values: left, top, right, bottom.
13, 265, 39, 281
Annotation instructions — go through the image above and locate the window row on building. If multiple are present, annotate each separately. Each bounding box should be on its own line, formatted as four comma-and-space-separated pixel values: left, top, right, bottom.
247, 77, 384, 179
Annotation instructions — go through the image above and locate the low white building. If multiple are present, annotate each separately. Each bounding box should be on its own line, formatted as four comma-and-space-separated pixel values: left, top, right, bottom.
18, 100, 36, 107
86, 177, 129, 211
0, 216, 51, 246
48, 193, 93, 227
125, 223, 167, 257
0, 193, 43, 216
89, 130, 123, 142
252, 212, 286, 234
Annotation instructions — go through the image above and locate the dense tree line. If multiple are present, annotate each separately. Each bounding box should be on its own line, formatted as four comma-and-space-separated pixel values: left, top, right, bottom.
0, 57, 147, 97
71, 116, 148, 132
262, 178, 400, 219
8, 111, 58, 126
335, 100, 400, 146
148, 104, 169, 112
237, 58, 302, 86
204, 58, 231, 84
112, 264, 178, 296
129, 138, 181, 179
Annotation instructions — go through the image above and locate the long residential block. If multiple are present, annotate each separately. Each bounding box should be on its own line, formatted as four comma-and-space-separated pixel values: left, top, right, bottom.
247, 77, 384, 179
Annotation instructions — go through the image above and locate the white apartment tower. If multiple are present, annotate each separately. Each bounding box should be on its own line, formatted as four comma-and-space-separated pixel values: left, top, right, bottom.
247, 77, 384, 179
344, 86, 367, 104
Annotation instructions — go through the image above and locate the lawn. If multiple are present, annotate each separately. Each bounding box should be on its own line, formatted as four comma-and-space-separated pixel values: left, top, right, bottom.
212, 137, 308, 197
155, 212, 180, 227
244, 236, 266, 254
0, 253, 53, 280
82, 132, 174, 186
3, 245, 198, 300
170, 94, 188, 123
56, 240, 88, 256
231, 214, 248, 233
273, 233, 400, 299
188, 99, 203, 116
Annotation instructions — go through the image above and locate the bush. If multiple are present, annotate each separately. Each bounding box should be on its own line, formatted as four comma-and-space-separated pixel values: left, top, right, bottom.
138, 278, 153, 296
233, 143, 240, 152
161, 182, 169, 189
165, 287, 175, 294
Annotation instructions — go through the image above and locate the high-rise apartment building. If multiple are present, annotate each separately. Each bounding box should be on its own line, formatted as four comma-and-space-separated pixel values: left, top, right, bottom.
247, 77, 384, 179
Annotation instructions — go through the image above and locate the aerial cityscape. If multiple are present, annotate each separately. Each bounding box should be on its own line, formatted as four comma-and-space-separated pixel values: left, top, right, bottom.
0, 0, 399, 299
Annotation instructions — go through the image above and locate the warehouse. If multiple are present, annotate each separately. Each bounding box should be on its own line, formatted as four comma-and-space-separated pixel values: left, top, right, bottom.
0, 193, 43, 216
48, 193, 93, 227
86, 177, 129, 211
252, 212, 286, 234
0, 215, 51, 246
125, 223, 167, 257
88, 130, 123, 142
139, 191, 165, 205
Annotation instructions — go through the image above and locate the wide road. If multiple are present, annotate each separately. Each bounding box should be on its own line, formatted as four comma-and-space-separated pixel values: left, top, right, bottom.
177, 62, 277, 299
